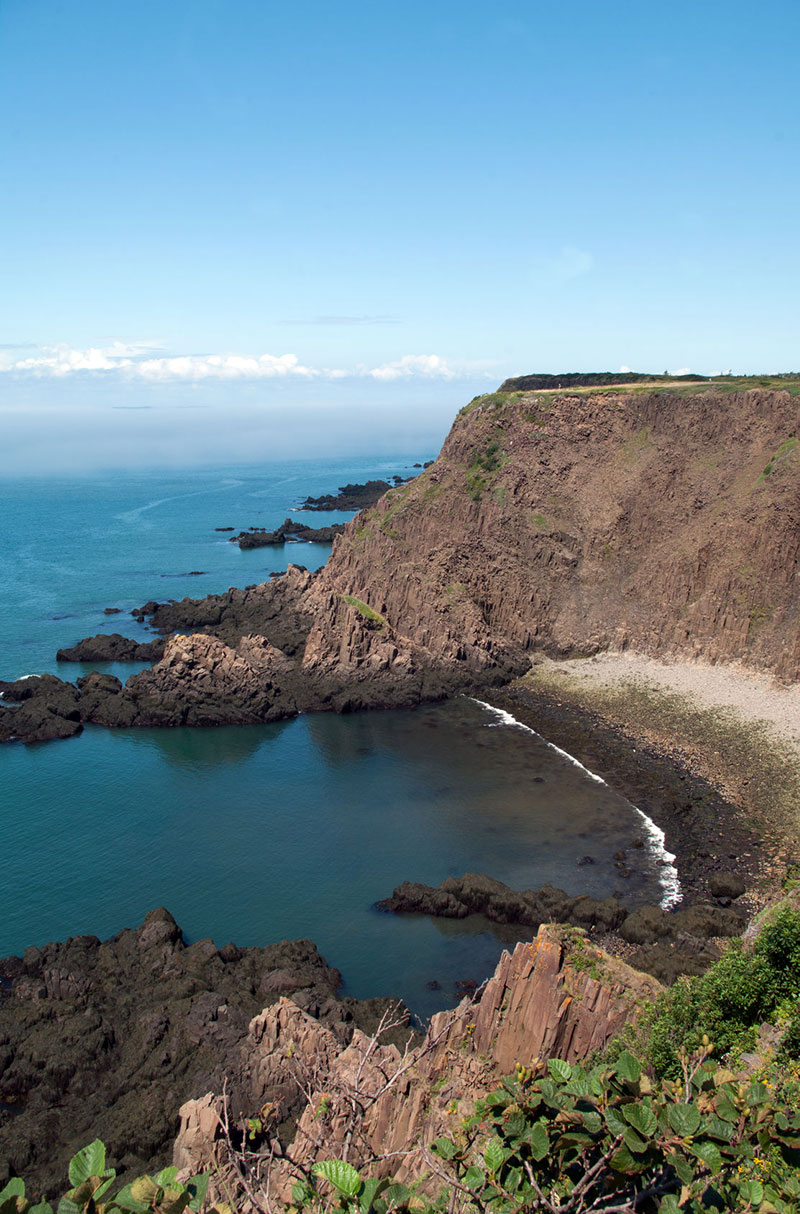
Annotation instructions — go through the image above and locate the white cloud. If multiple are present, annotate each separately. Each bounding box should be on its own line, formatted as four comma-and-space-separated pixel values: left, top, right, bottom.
366, 354, 458, 381
671, 366, 691, 376
619, 364, 632, 373
0, 343, 487, 384
135, 352, 318, 381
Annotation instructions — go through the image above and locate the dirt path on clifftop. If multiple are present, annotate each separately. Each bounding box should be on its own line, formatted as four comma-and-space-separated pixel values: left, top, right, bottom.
483, 654, 800, 910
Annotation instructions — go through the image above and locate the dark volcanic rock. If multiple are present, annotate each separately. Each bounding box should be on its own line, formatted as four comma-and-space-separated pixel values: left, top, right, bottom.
133, 564, 315, 657
709, 872, 747, 901
379, 872, 745, 982
0, 676, 83, 743
233, 519, 346, 548
299, 480, 398, 511
57, 634, 166, 663
0, 910, 402, 1197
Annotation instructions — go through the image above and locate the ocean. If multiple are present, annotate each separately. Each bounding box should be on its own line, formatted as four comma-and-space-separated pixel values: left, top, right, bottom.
1, 457, 673, 1017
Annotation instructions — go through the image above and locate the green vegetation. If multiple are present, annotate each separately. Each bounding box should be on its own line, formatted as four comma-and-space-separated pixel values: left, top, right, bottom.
12, 913, 800, 1212
458, 391, 524, 418
288, 1050, 800, 1212
757, 435, 797, 484
466, 438, 505, 502
340, 595, 387, 630
0, 1141, 221, 1214
531, 511, 549, 530
621, 906, 800, 1079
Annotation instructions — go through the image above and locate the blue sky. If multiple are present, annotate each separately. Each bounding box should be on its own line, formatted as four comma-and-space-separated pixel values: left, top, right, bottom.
1, 0, 798, 471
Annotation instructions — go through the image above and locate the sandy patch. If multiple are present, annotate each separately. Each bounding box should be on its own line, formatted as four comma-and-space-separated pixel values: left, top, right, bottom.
536, 653, 800, 753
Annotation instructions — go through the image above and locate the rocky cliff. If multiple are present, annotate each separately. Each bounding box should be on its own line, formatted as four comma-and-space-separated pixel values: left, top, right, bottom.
4, 383, 798, 744
306, 385, 800, 686
173, 925, 661, 1197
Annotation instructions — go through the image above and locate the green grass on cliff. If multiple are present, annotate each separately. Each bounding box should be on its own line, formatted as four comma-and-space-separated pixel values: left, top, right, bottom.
340, 595, 387, 629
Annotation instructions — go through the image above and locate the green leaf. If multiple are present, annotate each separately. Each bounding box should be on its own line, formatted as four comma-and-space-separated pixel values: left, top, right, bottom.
110, 1183, 149, 1214
668, 1103, 701, 1137
483, 1138, 505, 1174
693, 1141, 723, 1175
623, 1102, 657, 1139
609, 1142, 640, 1174
580, 1110, 603, 1134
358, 1177, 388, 1212
673, 1154, 693, 1186
0, 1185, 25, 1205
431, 1137, 457, 1160
381, 1183, 411, 1207
68, 1141, 107, 1189
747, 1179, 765, 1206
529, 1121, 549, 1162
747, 1082, 770, 1107
547, 1058, 572, 1083
312, 1161, 363, 1198
185, 1175, 210, 1213
153, 1168, 179, 1189
702, 1114, 735, 1142
714, 1091, 738, 1123
658, 1197, 681, 1213
615, 1052, 642, 1085
291, 1181, 312, 1206
29, 1203, 54, 1214
604, 1107, 628, 1137
56, 1197, 80, 1214
623, 1127, 648, 1154
462, 1167, 485, 1191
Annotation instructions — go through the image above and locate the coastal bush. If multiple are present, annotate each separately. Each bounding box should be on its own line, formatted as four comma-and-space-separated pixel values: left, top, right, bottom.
289, 1049, 800, 1212
621, 907, 800, 1078
0, 1140, 223, 1214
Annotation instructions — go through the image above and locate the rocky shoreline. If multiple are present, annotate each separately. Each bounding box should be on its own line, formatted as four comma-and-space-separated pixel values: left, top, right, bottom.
0, 910, 411, 1197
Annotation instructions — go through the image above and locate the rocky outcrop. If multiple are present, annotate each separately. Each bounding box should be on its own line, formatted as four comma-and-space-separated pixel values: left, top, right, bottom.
299, 480, 405, 511
0, 910, 405, 1197
128, 633, 299, 726
132, 564, 315, 656
378, 872, 745, 982
56, 634, 165, 663
232, 519, 346, 548
174, 926, 662, 1194
5, 384, 799, 746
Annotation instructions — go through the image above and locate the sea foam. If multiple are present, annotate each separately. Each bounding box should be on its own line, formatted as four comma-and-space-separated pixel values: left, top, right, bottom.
470, 699, 682, 910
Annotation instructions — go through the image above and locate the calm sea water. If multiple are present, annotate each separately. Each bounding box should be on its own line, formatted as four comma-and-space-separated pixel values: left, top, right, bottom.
1, 458, 666, 1017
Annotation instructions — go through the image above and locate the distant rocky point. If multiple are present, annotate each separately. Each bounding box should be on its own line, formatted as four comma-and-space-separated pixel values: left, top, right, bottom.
231, 518, 346, 548
299, 477, 409, 511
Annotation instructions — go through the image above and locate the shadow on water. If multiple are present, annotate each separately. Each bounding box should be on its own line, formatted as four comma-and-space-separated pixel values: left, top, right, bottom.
124, 719, 293, 768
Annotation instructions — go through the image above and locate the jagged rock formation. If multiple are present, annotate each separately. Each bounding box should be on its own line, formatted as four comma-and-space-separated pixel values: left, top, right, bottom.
4, 384, 799, 744
378, 873, 744, 981
0, 910, 406, 1197
232, 519, 346, 548
173, 925, 662, 1196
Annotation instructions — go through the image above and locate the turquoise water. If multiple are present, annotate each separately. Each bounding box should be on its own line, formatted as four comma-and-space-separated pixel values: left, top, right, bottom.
1, 459, 665, 1017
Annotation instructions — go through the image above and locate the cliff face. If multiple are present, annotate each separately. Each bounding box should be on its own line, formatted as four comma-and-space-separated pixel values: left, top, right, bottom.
7, 385, 798, 744
174, 925, 661, 1194
304, 386, 800, 684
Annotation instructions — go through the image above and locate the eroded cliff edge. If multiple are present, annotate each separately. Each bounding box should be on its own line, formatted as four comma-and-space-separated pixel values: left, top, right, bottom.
3, 384, 798, 743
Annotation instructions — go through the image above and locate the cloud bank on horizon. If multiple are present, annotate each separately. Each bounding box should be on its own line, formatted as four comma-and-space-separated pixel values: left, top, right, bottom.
0, 342, 491, 384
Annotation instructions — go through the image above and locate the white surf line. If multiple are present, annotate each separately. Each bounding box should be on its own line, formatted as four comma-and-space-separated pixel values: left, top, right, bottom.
470, 698, 682, 910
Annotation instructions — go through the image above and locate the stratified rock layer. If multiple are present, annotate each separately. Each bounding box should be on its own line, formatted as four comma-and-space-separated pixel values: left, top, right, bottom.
174, 925, 662, 1196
